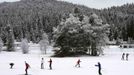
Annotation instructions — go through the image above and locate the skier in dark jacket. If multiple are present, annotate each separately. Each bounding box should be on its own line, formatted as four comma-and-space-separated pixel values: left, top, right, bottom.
95, 62, 102, 75
9, 63, 14, 69
126, 53, 129, 61
25, 61, 30, 75
48, 58, 52, 70
121, 53, 125, 60
75, 59, 81, 67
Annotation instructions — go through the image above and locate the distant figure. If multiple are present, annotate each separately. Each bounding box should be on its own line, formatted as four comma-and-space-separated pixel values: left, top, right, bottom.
48, 59, 52, 70
9, 63, 14, 69
25, 61, 30, 75
121, 53, 125, 60
41, 58, 44, 69
95, 62, 102, 75
126, 53, 129, 61
75, 59, 81, 67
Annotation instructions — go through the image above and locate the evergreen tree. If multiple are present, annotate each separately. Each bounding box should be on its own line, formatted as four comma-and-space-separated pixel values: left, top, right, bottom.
126, 16, 134, 39
89, 13, 109, 55
6, 24, 15, 51
53, 12, 109, 57
0, 37, 3, 52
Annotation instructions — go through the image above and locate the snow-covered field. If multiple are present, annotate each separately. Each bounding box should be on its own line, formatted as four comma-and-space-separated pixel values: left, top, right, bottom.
0, 45, 134, 75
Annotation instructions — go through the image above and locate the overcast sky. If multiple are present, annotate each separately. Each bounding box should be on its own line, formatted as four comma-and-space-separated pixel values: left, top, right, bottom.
0, 0, 20, 3
0, 0, 134, 9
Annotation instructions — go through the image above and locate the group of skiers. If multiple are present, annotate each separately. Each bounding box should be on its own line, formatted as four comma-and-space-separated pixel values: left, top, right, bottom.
25, 58, 52, 75
9, 58, 101, 75
8, 53, 131, 75
41, 58, 101, 75
9, 58, 52, 75
75, 59, 102, 75
41, 58, 52, 70
7, 53, 131, 75
121, 53, 129, 61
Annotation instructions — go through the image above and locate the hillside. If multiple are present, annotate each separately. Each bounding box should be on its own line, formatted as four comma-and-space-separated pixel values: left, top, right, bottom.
100, 3, 134, 41
0, 0, 134, 43
0, 0, 96, 43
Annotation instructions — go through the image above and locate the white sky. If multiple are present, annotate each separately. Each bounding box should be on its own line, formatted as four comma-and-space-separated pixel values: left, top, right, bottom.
0, 0, 20, 3
0, 0, 134, 9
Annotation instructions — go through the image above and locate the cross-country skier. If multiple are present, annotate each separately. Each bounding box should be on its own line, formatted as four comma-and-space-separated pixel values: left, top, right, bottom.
41, 58, 44, 69
126, 53, 129, 61
9, 63, 14, 69
95, 62, 102, 75
25, 61, 30, 75
48, 58, 52, 70
121, 53, 125, 60
75, 59, 81, 67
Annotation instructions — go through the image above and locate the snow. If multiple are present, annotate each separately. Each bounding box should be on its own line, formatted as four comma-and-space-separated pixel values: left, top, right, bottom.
0, 45, 134, 75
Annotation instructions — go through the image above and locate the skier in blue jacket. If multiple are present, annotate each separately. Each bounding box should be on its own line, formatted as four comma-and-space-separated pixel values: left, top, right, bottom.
95, 62, 102, 75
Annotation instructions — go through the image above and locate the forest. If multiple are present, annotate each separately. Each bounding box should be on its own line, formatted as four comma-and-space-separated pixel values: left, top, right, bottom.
0, 0, 134, 44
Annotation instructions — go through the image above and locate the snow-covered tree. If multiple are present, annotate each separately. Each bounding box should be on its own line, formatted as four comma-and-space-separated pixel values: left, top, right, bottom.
21, 38, 29, 54
0, 37, 3, 52
39, 33, 49, 54
53, 12, 109, 56
88, 13, 110, 55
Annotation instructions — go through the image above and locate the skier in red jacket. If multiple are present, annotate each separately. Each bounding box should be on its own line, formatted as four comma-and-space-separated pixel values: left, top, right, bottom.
48, 58, 52, 70
25, 61, 30, 75
75, 59, 81, 67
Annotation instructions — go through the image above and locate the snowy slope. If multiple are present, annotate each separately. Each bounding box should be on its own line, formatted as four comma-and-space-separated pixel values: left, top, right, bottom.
0, 45, 134, 75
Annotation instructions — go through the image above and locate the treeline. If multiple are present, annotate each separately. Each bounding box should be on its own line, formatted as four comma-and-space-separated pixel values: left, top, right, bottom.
99, 3, 134, 41
0, 0, 134, 44
0, 0, 95, 43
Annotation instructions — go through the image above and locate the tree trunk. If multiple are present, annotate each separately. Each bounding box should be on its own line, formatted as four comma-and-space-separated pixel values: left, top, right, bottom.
91, 43, 97, 56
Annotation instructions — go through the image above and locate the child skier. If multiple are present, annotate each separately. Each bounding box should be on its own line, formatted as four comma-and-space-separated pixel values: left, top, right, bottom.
41, 58, 44, 69
25, 61, 30, 75
75, 59, 81, 67
48, 58, 52, 70
95, 62, 102, 75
